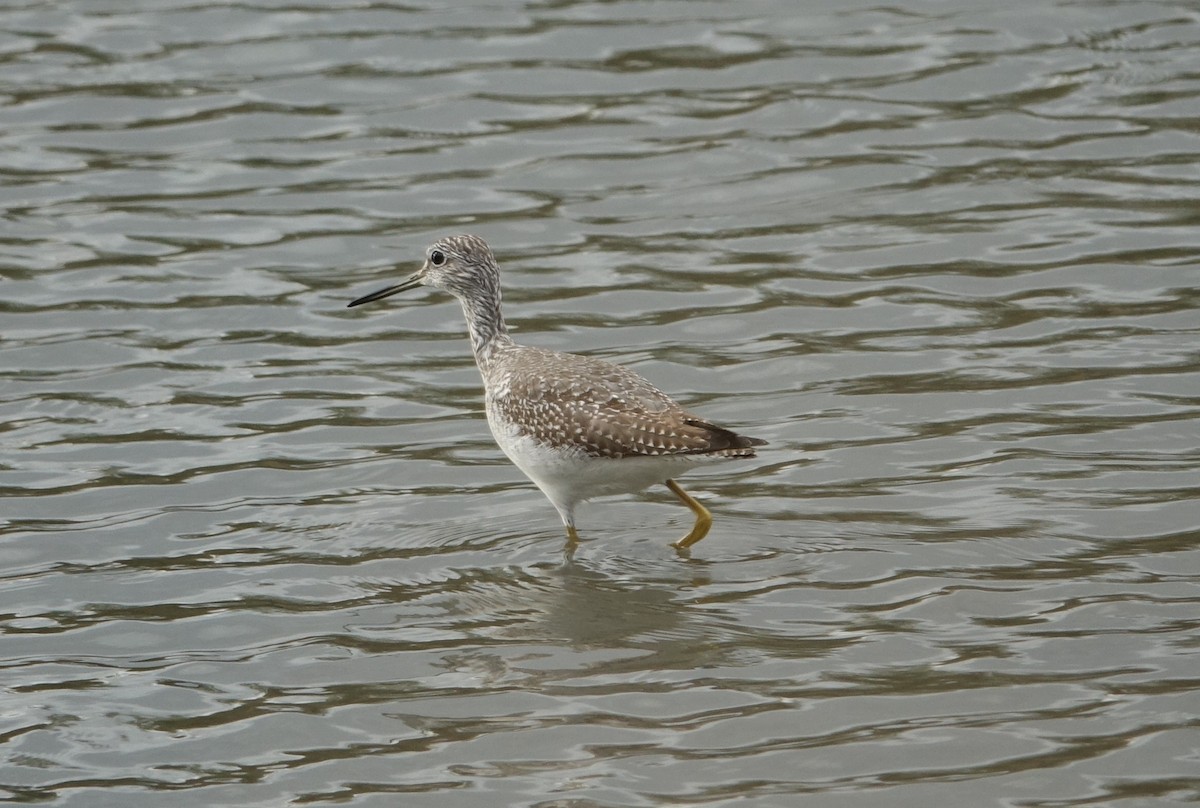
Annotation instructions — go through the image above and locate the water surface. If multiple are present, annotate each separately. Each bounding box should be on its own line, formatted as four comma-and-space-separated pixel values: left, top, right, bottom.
2, 1, 1199, 805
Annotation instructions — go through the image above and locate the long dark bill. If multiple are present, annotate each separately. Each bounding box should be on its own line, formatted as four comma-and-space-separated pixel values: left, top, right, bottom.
347, 273, 423, 308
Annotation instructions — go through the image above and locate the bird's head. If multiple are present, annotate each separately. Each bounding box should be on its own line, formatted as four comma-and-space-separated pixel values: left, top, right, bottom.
348, 234, 500, 308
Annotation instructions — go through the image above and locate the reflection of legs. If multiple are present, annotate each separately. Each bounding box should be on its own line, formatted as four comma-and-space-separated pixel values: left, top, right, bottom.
666, 479, 712, 549
566, 524, 580, 543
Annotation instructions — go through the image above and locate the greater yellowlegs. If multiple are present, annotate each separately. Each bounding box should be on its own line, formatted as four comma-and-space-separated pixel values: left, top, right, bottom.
348, 235, 766, 550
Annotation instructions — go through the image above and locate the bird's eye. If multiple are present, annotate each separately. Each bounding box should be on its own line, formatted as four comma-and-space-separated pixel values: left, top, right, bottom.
429, 249, 446, 266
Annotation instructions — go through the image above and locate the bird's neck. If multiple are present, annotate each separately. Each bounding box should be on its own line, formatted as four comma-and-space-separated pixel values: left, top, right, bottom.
459, 294, 512, 369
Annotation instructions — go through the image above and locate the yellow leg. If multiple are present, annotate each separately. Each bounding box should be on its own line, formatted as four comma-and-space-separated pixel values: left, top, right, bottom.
562, 524, 580, 562
666, 479, 712, 549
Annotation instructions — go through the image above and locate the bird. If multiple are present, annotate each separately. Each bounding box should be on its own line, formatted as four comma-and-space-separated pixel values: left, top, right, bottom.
347, 234, 766, 550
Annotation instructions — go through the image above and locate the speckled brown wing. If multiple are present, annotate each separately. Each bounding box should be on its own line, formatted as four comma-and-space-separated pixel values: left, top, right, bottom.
488, 346, 765, 459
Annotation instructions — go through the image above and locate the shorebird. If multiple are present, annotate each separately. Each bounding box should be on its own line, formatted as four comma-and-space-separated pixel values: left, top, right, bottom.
348, 235, 765, 549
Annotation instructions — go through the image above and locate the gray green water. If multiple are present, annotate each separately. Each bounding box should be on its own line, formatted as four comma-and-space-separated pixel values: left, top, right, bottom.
2, 1, 1199, 806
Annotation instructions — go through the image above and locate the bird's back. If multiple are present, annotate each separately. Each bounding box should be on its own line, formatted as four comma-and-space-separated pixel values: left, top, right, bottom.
483, 343, 765, 460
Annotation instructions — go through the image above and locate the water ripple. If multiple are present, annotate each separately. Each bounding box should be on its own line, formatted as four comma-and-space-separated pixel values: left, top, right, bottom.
2, 0, 1198, 805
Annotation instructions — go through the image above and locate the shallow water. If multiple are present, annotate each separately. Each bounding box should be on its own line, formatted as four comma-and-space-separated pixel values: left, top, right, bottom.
3, 0, 1199, 805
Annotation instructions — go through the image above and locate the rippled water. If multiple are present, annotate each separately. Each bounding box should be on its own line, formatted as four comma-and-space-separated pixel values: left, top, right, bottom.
3, 1, 1199, 805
